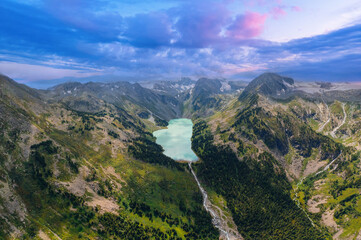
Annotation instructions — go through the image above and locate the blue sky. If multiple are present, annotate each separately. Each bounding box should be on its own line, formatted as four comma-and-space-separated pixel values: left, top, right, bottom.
0, 0, 360, 88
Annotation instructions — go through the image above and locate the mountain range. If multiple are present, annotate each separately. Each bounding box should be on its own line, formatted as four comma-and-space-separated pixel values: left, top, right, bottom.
1, 73, 361, 239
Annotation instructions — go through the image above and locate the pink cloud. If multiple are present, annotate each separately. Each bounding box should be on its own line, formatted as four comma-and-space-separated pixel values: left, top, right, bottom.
291, 6, 302, 12
270, 6, 287, 19
226, 12, 267, 39
219, 63, 266, 75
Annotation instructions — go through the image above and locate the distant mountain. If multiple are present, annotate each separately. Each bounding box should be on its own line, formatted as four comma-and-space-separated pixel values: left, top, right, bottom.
45, 81, 182, 120
191, 78, 245, 96
152, 77, 196, 96
150, 77, 246, 97
240, 73, 361, 104
294, 85, 361, 103
181, 78, 246, 118
228, 80, 248, 92
180, 78, 222, 117
192, 78, 222, 99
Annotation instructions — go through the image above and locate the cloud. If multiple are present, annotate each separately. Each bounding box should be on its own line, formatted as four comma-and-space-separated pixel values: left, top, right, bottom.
241, 0, 283, 7
291, 6, 301, 12
170, 3, 268, 48
0, 0, 360, 84
117, 2, 267, 48
0, 61, 102, 82
172, 2, 231, 48
227, 12, 267, 39
282, 54, 361, 81
0, 0, 98, 59
270, 6, 286, 19
122, 12, 175, 48
252, 24, 361, 80
44, 0, 123, 40
0, 0, 268, 58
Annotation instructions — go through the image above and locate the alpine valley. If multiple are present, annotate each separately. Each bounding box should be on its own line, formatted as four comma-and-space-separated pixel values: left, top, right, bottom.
2, 72, 361, 240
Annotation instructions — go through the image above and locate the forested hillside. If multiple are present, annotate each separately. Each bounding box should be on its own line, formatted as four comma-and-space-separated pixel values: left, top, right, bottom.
192, 120, 326, 239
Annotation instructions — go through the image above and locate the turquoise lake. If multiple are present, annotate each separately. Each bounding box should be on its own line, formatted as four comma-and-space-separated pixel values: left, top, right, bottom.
153, 118, 198, 161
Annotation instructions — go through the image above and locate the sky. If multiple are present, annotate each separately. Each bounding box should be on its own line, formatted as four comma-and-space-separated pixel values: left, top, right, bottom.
0, 0, 361, 88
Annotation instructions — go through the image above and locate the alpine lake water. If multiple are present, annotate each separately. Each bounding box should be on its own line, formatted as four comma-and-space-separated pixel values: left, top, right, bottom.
153, 118, 198, 161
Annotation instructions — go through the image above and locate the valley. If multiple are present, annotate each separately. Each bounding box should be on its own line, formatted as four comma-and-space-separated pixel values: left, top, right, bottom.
154, 118, 240, 239
1, 73, 361, 239
1, 0, 360, 239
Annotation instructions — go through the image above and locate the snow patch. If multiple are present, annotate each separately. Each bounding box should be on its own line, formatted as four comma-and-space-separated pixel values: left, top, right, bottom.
220, 81, 231, 92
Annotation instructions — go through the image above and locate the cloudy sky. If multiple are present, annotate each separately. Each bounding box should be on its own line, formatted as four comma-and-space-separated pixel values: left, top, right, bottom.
1, 0, 361, 88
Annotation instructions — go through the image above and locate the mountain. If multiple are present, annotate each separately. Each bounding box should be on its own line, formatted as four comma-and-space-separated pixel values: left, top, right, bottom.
181, 78, 244, 118
0, 74, 44, 107
240, 72, 295, 98
203, 74, 361, 239
1, 73, 361, 239
151, 77, 196, 96
240, 72, 361, 104
228, 80, 248, 92
45, 81, 182, 121
0, 75, 217, 239
149, 77, 246, 97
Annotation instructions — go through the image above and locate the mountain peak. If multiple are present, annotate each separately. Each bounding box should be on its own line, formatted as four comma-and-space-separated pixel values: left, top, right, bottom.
240, 72, 294, 98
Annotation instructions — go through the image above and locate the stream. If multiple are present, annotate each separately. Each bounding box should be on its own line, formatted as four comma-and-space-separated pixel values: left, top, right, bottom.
188, 162, 232, 240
